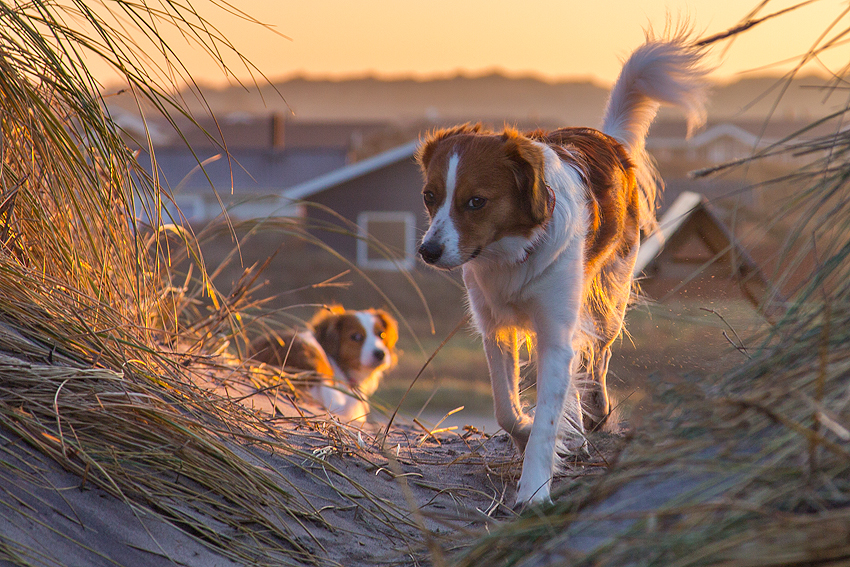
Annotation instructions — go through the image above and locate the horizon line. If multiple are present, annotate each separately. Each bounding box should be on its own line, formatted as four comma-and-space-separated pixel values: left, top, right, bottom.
100, 66, 830, 93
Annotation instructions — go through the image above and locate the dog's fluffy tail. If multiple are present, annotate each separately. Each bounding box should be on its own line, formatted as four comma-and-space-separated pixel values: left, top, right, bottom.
602, 32, 710, 228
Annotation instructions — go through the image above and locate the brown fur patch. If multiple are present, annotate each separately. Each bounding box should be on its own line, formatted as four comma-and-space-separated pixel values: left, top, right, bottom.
248, 332, 333, 379
312, 312, 366, 375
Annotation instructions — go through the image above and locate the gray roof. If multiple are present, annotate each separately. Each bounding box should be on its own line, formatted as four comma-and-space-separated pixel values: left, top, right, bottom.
281, 140, 419, 200
634, 191, 784, 320
634, 191, 704, 276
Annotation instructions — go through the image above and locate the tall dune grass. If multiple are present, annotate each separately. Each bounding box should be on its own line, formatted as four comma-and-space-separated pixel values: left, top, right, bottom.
0, 3, 429, 566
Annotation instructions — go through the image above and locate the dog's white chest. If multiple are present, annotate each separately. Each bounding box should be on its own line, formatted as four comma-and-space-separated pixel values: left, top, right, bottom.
463, 264, 537, 330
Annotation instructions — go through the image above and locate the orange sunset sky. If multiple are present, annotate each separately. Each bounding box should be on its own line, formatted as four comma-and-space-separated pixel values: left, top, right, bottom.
91, 0, 850, 87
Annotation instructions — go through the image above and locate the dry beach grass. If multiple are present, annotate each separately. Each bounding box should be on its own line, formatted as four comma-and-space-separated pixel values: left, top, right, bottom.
2, 2, 850, 566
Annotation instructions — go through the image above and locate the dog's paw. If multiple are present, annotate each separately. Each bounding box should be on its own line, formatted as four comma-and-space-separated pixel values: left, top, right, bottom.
564, 433, 588, 453
513, 482, 553, 511
581, 386, 611, 432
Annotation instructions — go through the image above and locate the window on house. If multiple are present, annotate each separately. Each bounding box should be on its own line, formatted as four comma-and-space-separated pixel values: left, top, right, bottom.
133, 193, 204, 225
356, 211, 417, 270
171, 194, 205, 222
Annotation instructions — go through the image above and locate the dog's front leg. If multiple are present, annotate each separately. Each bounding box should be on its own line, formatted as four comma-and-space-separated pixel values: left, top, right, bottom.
515, 313, 582, 506
483, 331, 532, 451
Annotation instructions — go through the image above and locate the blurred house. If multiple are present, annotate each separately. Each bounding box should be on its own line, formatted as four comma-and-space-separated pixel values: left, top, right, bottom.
281, 141, 422, 270
116, 111, 827, 307
113, 110, 390, 223
648, 118, 838, 166
635, 191, 784, 319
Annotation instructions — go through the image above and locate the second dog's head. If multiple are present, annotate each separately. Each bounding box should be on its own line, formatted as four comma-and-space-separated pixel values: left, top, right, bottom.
311, 306, 398, 396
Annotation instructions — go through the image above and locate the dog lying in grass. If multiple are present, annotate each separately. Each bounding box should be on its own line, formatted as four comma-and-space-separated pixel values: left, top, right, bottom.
250, 306, 398, 424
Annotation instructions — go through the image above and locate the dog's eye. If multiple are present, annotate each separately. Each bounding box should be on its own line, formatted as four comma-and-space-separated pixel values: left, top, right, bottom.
350, 332, 364, 342
423, 191, 436, 206
466, 196, 486, 210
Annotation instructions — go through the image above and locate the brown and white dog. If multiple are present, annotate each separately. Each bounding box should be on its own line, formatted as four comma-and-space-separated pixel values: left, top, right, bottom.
249, 307, 398, 424
416, 36, 709, 505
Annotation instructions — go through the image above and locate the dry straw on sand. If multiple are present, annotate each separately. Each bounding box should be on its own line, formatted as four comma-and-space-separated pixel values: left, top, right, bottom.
0, 1, 444, 564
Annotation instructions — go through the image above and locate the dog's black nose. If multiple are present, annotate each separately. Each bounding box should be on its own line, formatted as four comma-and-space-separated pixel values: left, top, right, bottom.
373, 349, 385, 361
418, 241, 443, 264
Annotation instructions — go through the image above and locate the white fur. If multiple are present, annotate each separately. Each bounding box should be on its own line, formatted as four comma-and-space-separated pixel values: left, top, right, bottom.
420, 37, 709, 506
313, 357, 371, 424
351, 311, 393, 397
292, 330, 366, 423
355, 312, 381, 368
602, 35, 710, 231
422, 154, 463, 268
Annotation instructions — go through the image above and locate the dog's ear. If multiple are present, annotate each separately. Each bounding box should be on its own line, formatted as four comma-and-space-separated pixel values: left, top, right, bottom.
286, 333, 334, 378
502, 130, 549, 226
417, 136, 440, 172
311, 311, 342, 360
326, 304, 345, 316
417, 123, 484, 171
372, 309, 398, 349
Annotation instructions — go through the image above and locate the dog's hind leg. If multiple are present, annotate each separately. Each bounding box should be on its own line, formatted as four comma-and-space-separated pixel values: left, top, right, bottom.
582, 291, 630, 431
582, 240, 638, 431
583, 347, 612, 431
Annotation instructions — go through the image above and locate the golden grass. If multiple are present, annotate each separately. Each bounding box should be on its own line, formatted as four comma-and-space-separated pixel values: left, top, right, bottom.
0, 2, 447, 565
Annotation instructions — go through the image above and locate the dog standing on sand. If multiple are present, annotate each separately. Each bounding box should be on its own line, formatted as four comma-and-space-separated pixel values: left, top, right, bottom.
416, 34, 709, 505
